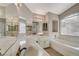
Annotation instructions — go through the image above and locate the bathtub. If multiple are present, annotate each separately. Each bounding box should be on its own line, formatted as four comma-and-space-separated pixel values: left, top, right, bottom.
50, 37, 79, 56
16, 35, 50, 56
22, 39, 49, 56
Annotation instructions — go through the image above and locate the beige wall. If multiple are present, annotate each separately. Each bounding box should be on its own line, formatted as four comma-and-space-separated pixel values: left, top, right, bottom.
5, 4, 18, 18
0, 6, 5, 18
6, 3, 33, 25
18, 4, 33, 25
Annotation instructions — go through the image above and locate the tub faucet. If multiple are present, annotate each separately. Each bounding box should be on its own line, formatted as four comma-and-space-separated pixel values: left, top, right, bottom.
16, 47, 27, 56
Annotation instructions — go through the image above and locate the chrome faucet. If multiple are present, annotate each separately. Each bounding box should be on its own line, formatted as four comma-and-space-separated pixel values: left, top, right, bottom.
16, 47, 27, 56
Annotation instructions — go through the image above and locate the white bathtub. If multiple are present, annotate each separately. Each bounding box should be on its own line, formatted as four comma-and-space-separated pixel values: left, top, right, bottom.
50, 39, 79, 56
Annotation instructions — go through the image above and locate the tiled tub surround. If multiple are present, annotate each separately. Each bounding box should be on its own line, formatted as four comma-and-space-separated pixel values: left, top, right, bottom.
50, 35, 79, 56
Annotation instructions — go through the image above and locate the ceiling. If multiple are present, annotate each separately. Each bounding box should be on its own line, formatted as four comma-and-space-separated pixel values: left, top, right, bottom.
0, 3, 11, 7
0, 3, 76, 15
25, 3, 76, 15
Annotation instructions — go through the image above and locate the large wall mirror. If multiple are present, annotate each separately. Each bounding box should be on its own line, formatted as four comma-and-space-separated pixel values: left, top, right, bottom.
6, 22, 18, 36
8, 24, 18, 31
26, 25, 32, 35
43, 23, 48, 31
